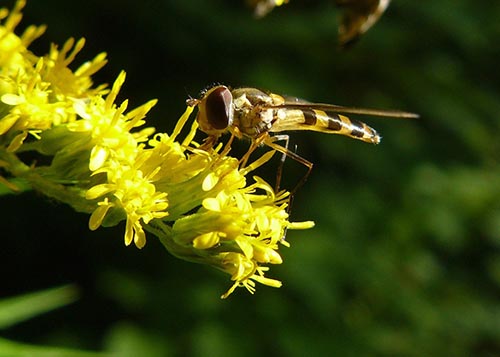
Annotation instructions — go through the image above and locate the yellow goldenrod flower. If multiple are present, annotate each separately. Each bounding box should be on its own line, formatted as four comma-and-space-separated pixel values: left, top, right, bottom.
44, 38, 108, 99
0, 1, 107, 151
0, 0, 314, 298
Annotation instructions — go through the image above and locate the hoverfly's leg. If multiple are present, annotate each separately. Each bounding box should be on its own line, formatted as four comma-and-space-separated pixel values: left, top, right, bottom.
199, 135, 218, 150
264, 136, 312, 243
239, 139, 261, 169
264, 138, 313, 196
267, 134, 290, 192
221, 131, 236, 157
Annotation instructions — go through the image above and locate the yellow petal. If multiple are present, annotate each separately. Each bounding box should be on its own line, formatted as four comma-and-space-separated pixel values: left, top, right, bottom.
193, 232, 220, 249
85, 184, 113, 200
89, 145, 108, 171
7, 131, 27, 152
288, 220, 315, 229
202, 197, 221, 211
202, 172, 219, 191
88, 202, 112, 230
0, 114, 19, 134
1, 93, 24, 105
235, 237, 254, 259
134, 223, 146, 249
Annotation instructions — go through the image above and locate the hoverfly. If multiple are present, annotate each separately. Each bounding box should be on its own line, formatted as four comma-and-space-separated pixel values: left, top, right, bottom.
336, 0, 391, 47
187, 85, 417, 190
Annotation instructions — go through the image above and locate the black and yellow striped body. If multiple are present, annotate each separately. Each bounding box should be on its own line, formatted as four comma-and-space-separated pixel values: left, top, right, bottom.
269, 107, 380, 144
229, 87, 380, 144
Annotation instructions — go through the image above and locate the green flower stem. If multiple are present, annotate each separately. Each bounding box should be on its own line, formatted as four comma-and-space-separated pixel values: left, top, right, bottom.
146, 220, 219, 265
0, 148, 95, 213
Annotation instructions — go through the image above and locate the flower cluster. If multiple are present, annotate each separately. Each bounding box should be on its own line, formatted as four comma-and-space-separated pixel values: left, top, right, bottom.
0, 0, 313, 298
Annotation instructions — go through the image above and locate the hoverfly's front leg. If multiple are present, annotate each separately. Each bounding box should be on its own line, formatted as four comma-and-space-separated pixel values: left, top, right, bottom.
239, 139, 261, 169
264, 135, 314, 243
220, 130, 237, 157
199, 135, 218, 150
264, 135, 314, 196
265, 134, 289, 192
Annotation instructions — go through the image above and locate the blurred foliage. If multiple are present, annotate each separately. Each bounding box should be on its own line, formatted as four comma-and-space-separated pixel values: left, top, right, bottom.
0, 285, 107, 356
0, 285, 78, 329
1, 0, 500, 356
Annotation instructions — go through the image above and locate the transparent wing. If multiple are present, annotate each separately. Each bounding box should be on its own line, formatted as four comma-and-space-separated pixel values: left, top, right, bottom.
270, 101, 419, 119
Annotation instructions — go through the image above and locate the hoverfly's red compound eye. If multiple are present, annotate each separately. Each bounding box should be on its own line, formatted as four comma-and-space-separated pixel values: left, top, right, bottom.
204, 86, 233, 130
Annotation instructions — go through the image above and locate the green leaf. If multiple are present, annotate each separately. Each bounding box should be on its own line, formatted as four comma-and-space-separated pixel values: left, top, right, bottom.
0, 285, 79, 329
0, 337, 110, 357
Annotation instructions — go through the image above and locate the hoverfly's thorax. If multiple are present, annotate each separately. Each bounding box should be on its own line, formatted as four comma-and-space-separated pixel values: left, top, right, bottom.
231, 88, 282, 137
196, 85, 234, 136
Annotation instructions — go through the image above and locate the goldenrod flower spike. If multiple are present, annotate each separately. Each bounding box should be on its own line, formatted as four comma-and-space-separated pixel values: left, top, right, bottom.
0, 0, 314, 298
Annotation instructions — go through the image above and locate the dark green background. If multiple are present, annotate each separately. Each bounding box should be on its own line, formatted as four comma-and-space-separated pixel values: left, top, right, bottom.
2, 0, 500, 356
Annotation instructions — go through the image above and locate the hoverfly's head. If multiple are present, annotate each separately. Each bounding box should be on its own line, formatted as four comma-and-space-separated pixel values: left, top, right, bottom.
187, 85, 233, 136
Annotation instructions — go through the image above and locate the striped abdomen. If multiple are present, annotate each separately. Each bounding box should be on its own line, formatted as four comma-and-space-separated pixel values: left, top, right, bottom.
271, 108, 381, 144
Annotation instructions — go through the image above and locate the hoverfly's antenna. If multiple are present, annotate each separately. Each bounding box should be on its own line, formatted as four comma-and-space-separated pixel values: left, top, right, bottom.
184, 85, 201, 107
186, 96, 199, 107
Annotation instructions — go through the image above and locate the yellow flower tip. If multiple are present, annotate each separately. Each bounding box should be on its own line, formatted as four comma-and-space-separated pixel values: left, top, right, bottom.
6, 131, 27, 152
105, 71, 127, 110
85, 184, 114, 200
134, 224, 146, 249
192, 232, 221, 249
89, 145, 109, 171
202, 196, 221, 211
124, 218, 146, 249
216, 251, 285, 298
170, 105, 195, 141
288, 220, 315, 230
0, 115, 18, 136
252, 273, 282, 288
253, 246, 283, 264
221, 252, 254, 280
88, 199, 113, 231
3, 0, 25, 32
1, 93, 24, 106
202, 172, 219, 192
240, 150, 275, 176
220, 281, 239, 299
220, 265, 283, 299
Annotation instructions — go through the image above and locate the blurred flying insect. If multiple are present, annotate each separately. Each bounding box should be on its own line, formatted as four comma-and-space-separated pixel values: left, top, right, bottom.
336, 0, 391, 47
247, 0, 289, 18
246, 0, 390, 47
187, 85, 417, 190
